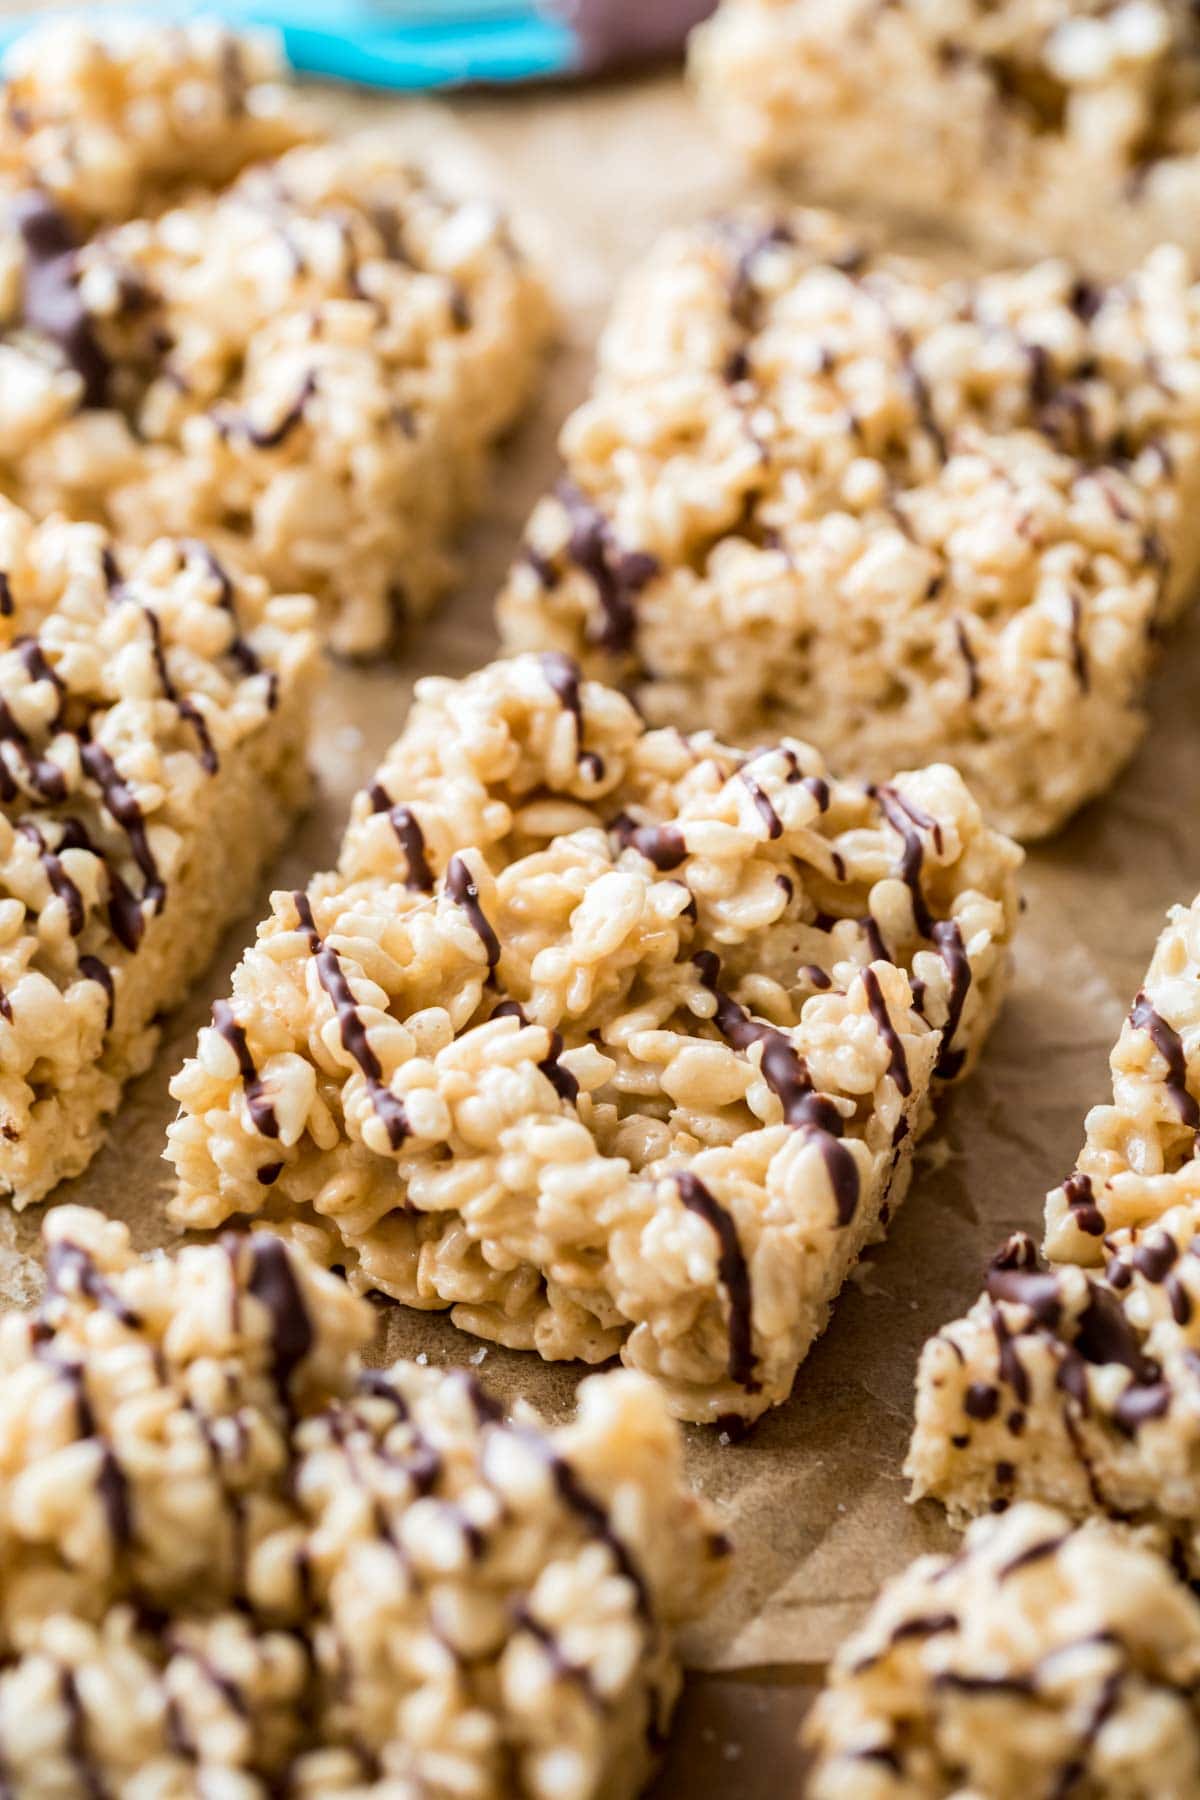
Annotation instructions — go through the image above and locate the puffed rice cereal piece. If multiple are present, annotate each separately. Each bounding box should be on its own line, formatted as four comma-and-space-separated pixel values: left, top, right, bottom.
0, 20, 552, 656
0, 1205, 727, 1799
909, 896, 1200, 1559
495, 207, 1200, 839
0, 495, 318, 1209
166, 653, 1021, 1427
806, 1503, 1200, 1799
693, 0, 1200, 277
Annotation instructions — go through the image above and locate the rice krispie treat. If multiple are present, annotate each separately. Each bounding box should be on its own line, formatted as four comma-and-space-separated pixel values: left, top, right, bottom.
908, 896, 1200, 1554
0, 1205, 726, 1797
495, 208, 1200, 839
1044, 894, 1200, 1265
167, 654, 1021, 1427
693, 0, 1200, 277
0, 497, 317, 1209
806, 1503, 1200, 1799
0, 17, 313, 228
0, 21, 552, 657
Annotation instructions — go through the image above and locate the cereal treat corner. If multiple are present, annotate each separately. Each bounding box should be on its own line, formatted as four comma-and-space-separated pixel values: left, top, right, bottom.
0, 1205, 725, 1796
496, 208, 1200, 839
167, 653, 1021, 1427
806, 1503, 1200, 1799
0, 497, 317, 1209
0, 17, 553, 656
909, 894, 1200, 1564
693, 0, 1200, 276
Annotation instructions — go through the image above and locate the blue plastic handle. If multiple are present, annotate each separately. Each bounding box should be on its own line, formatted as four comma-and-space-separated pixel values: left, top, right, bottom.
0, 5, 579, 90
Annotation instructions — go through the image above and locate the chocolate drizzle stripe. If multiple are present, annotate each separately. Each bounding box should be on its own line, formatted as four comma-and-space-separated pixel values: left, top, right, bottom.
245, 1234, 314, 1405
78, 956, 114, 1030
292, 892, 408, 1149
931, 919, 971, 1080
367, 784, 434, 891
211, 1000, 279, 1139
609, 812, 687, 870
862, 967, 911, 1097
872, 786, 936, 938
675, 1170, 759, 1392
556, 480, 658, 656
1129, 992, 1199, 1131
446, 857, 501, 972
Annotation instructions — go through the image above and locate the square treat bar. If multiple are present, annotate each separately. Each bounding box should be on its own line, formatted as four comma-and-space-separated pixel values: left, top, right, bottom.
908, 895, 1200, 1556
0, 498, 317, 1209
495, 207, 1200, 840
0, 1205, 726, 1797
806, 1503, 1200, 1798
0, 20, 553, 656
167, 654, 1021, 1427
692, 0, 1200, 277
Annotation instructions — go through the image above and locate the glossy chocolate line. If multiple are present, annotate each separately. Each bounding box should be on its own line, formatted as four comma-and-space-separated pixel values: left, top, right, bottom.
178, 539, 265, 685
211, 999, 280, 1139
80, 742, 163, 909
541, 650, 586, 756
675, 1169, 759, 1392
556, 480, 659, 656
220, 371, 317, 450
694, 950, 859, 1224
17, 819, 84, 934
137, 604, 219, 772
931, 919, 971, 1080
367, 783, 433, 891
1062, 1170, 1105, 1237
292, 891, 409, 1149
12, 191, 112, 408
78, 955, 114, 1030
245, 1234, 315, 1405
609, 811, 687, 870
1129, 992, 1200, 1130
490, 999, 580, 1104
739, 769, 782, 838
873, 785, 936, 938
44, 1238, 141, 1330
862, 967, 911, 1096
446, 856, 501, 972
0, 692, 66, 803
954, 616, 980, 699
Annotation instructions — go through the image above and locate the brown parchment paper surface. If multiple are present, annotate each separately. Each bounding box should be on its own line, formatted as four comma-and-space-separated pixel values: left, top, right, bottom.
1, 60, 1198, 1686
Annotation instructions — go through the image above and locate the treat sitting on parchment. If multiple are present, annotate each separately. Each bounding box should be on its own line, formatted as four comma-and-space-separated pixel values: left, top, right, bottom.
908, 895, 1200, 1560
495, 206, 1200, 840
692, 0, 1200, 277
167, 654, 1021, 1427
0, 18, 552, 657
805, 1502, 1200, 1799
0, 1205, 725, 1798
0, 498, 316, 1210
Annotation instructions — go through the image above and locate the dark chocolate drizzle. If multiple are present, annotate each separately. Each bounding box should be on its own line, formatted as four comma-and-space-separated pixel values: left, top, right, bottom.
872, 785, 937, 938
609, 812, 687, 870
211, 999, 280, 1140
693, 950, 859, 1224
931, 919, 971, 1081
446, 856, 501, 973
367, 783, 434, 891
1129, 992, 1199, 1131
1062, 1170, 1106, 1237
12, 191, 111, 407
292, 892, 409, 1150
674, 1170, 759, 1393
245, 1234, 314, 1405
862, 967, 911, 1097
555, 480, 659, 656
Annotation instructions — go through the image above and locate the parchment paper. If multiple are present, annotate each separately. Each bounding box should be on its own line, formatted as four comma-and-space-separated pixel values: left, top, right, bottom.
3, 60, 1199, 1690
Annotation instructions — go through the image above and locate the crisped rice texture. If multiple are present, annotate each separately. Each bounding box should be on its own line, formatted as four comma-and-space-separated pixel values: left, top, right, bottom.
495, 208, 1200, 839
693, 0, 1200, 277
909, 895, 1200, 1561
1045, 895, 1200, 1264
0, 22, 552, 656
0, 497, 317, 1209
806, 1503, 1200, 1800
0, 16, 313, 227
0, 1205, 727, 1799
167, 654, 1021, 1426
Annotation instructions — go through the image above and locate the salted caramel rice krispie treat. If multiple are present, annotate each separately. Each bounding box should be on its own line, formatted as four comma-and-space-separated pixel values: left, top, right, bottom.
0, 19, 551, 656
693, 0, 1200, 277
496, 207, 1200, 840
908, 895, 1200, 1558
806, 1503, 1200, 1799
166, 654, 1021, 1427
0, 497, 317, 1210
0, 1204, 725, 1797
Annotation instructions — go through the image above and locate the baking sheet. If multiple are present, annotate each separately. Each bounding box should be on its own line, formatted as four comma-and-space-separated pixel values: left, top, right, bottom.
2, 60, 1199, 1693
